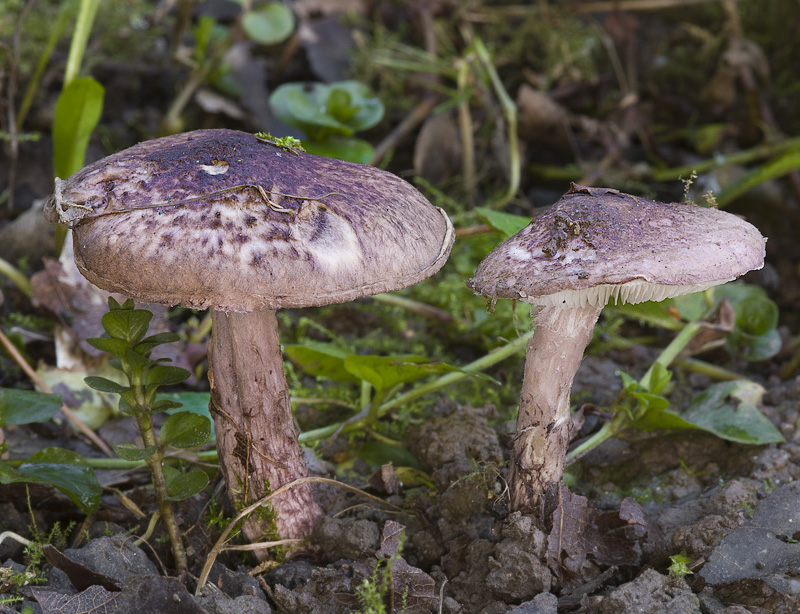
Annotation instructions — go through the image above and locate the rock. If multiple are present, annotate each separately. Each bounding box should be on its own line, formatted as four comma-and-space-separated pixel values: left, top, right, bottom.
485, 539, 552, 602
597, 569, 700, 613
205, 562, 265, 599
62, 535, 158, 582
312, 516, 380, 562
508, 591, 558, 613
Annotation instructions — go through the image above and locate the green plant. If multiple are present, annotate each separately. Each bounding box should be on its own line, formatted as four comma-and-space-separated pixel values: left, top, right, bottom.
84, 297, 211, 571
668, 552, 694, 578
269, 80, 385, 163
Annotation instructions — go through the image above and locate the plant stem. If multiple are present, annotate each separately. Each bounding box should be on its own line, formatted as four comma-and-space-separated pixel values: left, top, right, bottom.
567, 320, 703, 465
299, 328, 535, 443
0, 257, 32, 297
135, 413, 188, 572
64, 0, 100, 85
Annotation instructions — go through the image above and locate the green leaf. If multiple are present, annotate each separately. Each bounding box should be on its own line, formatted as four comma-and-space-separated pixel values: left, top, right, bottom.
734, 296, 778, 336
682, 381, 785, 444
146, 365, 191, 387
284, 343, 359, 383
101, 308, 152, 345
52, 76, 104, 178
85, 337, 129, 359
135, 332, 181, 355
84, 376, 130, 394
151, 399, 184, 413
475, 207, 529, 239
269, 80, 384, 139
242, 2, 295, 45
113, 443, 157, 461
730, 329, 782, 362
160, 411, 211, 449
2, 447, 102, 513
344, 355, 459, 392
164, 467, 209, 501
158, 392, 215, 441
0, 389, 62, 427
358, 441, 422, 470
302, 137, 375, 164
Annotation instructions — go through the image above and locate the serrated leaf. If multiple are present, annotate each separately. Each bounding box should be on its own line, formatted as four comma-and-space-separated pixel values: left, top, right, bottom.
84, 376, 129, 394
3, 447, 102, 513
164, 467, 209, 501
345, 354, 459, 392
52, 77, 104, 179
284, 342, 358, 382
160, 411, 211, 449
101, 308, 152, 345
475, 207, 529, 239
113, 443, 157, 461
0, 388, 62, 427
146, 365, 190, 387
242, 2, 295, 45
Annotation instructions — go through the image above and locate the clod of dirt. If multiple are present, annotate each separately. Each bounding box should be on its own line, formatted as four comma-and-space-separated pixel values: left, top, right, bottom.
485, 539, 553, 601
595, 568, 700, 613
699, 482, 800, 612
508, 591, 558, 613
663, 479, 758, 559
405, 403, 503, 492
204, 561, 266, 599
195, 593, 274, 614
311, 516, 380, 562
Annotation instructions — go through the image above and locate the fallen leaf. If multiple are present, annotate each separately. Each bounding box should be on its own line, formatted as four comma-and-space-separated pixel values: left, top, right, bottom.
33, 585, 120, 614
42, 545, 121, 592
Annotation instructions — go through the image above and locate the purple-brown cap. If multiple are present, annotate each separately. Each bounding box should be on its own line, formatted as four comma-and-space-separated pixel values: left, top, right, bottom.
45, 129, 454, 311
468, 184, 766, 308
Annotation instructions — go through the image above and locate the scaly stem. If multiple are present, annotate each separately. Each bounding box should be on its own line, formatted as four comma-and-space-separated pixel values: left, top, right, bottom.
209, 309, 323, 554
509, 305, 602, 514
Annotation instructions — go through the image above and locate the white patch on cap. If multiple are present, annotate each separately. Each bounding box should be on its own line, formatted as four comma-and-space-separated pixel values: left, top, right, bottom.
200, 160, 230, 175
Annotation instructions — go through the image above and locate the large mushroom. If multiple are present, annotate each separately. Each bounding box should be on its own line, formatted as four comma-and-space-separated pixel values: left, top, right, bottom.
468, 183, 765, 514
45, 129, 454, 546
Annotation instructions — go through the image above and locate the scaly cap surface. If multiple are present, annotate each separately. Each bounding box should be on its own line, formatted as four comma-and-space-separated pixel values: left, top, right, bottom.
468, 184, 766, 308
45, 129, 454, 311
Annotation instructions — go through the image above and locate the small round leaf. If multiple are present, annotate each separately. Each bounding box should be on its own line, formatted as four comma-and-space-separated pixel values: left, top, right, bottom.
161, 411, 211, 449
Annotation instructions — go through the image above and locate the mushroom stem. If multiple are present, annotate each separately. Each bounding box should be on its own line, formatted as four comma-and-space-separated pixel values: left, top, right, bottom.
209, 309, 323, 551
508, 304, 602, 513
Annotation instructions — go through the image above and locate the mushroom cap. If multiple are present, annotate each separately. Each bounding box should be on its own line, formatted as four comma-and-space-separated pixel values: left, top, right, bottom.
44, 129, 454, 311
468, 184, 766, 308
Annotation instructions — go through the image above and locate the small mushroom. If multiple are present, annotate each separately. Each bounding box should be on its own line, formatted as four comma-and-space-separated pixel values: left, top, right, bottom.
45, 129, 454, 546
468, 183, 765, 513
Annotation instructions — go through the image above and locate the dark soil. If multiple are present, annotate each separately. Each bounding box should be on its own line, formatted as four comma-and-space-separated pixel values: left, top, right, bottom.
1, 1, 800, 613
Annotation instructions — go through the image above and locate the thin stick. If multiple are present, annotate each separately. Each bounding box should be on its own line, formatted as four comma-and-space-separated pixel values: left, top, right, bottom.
0, 327, 114, 457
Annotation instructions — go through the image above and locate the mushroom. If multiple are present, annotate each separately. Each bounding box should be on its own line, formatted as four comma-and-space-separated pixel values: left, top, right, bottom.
467, 183, 766, 514
44, 129, 454, 546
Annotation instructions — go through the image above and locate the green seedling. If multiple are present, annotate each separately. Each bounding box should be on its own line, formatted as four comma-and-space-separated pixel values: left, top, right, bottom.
84, 297, 211, 571
568, 296, 784, 464
286, 342, 464, 435
269, 80, 385, 163
668, 552, 694, 578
